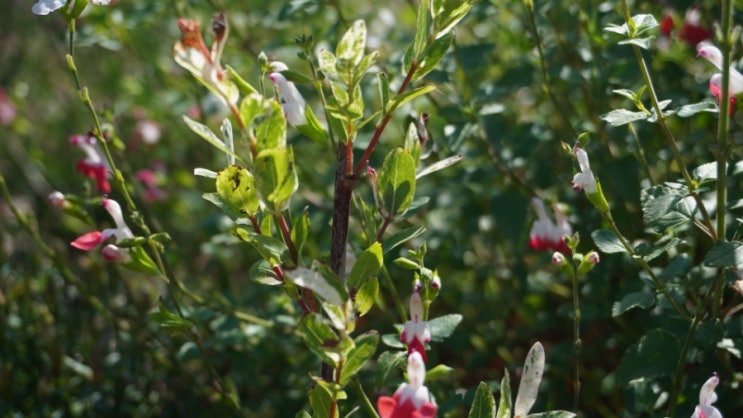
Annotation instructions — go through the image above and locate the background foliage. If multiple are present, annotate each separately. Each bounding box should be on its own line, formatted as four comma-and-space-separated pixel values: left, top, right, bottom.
2, 0, 743, 417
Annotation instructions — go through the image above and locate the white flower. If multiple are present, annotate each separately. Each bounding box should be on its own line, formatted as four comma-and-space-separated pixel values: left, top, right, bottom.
32, 0, 65, 15
691, 374, 723, 418
572, 147, 597, 194
529, 197, 571, 253
268, 61, 307, 127
697, 42, 743, 102
400, 291, 431, 361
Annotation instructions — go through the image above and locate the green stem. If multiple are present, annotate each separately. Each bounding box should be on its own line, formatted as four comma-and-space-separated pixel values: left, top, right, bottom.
571, 267, 582, 413
618, 0, 716, 241
351, 377, 381, 418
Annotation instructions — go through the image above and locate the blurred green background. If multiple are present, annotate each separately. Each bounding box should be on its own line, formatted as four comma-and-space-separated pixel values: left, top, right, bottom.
2, 0, 743, 417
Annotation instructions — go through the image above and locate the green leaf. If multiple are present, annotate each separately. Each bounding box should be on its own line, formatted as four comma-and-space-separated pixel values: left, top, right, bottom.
285, 267, 346, 306
618, 37, 654, 50
634, 238, 683, 262
336, 20, 366, 67
426, 363, 454, 380
431, 0, 474, 39
377, 72, 390, 110
642, 188, 693, 234
413, 0, 430, 59
292, 209, 310, 263
347, 242, 384, 289
253, 148, 298, 212
354, 277, 379, 316
416, 154, 463, 179
603, 14, 658, 37
428, 313, 462, 342
339, 331, 379, 385
309, 383, 337, 418
182, 115, 243, 163
377, 148, 417, 216
215, 165, 260, 217
387, 85, 437, 114
615, 329, 680, 386
468, 382, 496, 418
122, 246, 160, 276
612, 291, 655, 317
382, 226, 427, 254
600, 108, 648, 126
404, 122, 423, 167
677, 100, 719, 117
150, 302, 192, 332
495, 369, 512, 418
704, 241, 743, 269
591, 229, 628, 254
256, 98, 287, 151
234, 226, 288, 264
376, 350, 407, 388
296, 104, 328, 142
524, 412, 577, 418
318, 49, 337, 79
299, 314, 342, 367
514, 342, 544, 417
250, 259, 281, 286
693, 162, 717, 182
226, 65, 258, 95
415, 32, 454, 81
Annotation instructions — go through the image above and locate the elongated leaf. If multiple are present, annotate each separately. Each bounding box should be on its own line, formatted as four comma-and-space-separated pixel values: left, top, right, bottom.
340, 332, 379, 385
234, 226, 288, 264
387, 85, 437, 114
432, 0, 474, 39
375, 350, 407, 388
382, 225, 427, 254
377, 148, 417, 216
299, 314, 341, 367
600, 108, 648, 126
495, 370, 512, 418
150, 303, 192, 332
285, 267, 345, 306
337, 20, 366, 67
354, 277, 379, 316
468, 382, 496, 418
415, 32, 454, 81
417, 154, 463, 179
514, 342, 545, 417
429, 314, 463, 341
524, 412, 576, 418
255, 97, 287, 150
413, 0, 430, 59
182, 115, 243, 162
347, 242, 383, 289
310, 384, 337, 418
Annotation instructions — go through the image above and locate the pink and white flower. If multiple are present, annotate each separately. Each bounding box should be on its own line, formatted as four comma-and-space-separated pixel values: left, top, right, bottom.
71, 198, 133, 263
69, 133, 111, 194
268, 61, 307, 127
697, 42, 743, 113
401, 291, 431, 362
377, 352, 437, 418
691, 374, 723, 418
571, 147, 597, 194
32, 0, 111, 16
529, 197, 571, 254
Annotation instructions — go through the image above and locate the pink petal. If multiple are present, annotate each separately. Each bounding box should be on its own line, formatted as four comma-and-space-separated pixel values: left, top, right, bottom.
377, 396, 397, 418
71, 231, 103, 250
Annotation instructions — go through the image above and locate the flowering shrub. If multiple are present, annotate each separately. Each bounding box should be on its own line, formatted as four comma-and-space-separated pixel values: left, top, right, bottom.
3, 0, 743, 417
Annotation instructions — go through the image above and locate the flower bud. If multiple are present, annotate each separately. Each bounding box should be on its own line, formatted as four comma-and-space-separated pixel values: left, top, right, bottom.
577, 251, 600, 275
47, 191, 69, 209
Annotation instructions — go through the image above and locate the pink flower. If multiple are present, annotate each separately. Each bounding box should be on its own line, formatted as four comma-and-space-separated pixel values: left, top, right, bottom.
69, 133, 111, 194
268, 61, 307, 127
691, 374, 723, 418
377, 352, 437, 418
709, 75, 736, 115
400, 291, 431, 362
697, 42, 743, 114
528, 197, 571, 254
571, 148, 597, 194
136, 168, 168, 202
71, 199, 134, 263
0, 90, 16, 126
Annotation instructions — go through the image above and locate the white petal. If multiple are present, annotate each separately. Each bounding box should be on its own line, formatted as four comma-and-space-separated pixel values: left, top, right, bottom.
32, 0, 66, 15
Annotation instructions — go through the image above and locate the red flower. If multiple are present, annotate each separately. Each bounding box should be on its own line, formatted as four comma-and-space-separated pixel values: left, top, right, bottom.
377, 352, 437, 418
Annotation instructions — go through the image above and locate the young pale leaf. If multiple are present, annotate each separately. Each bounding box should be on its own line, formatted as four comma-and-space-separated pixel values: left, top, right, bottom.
336, 20, 367, 67
591, 229, 628, 254
354, 277, 379, 316
347, 242, 383, 289
618, 37, 654, 50
297, 104, 328, 142
182, 115, 243, 162
318, 49, 337, 79
226, 65, 258, 95
339, 331, 379, 385
612, 291, 655, 317
615, 329, 680, 386
253, 148, 298, 212
468, 382, 496, 418
417, 154, 463, 179
704, 241, 743, 269
234, 226, 288, 265
239, 93, 264, 130
426, 363, 454, 381
600, 109, 648, 126
495, 370, 512, 418
404, 122, 423, 167
413, 0, 430, 59
428, 313, 463, 341
386, 85, 437, 115
150, 302, 192, 332
122, 246, 161, 276
215, 165, 260, 217
677, 100, 718, 117
377, 148, 417, 216
285, 267, 345, 306
249, 259, 281, 286
514, 342, 545, 418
